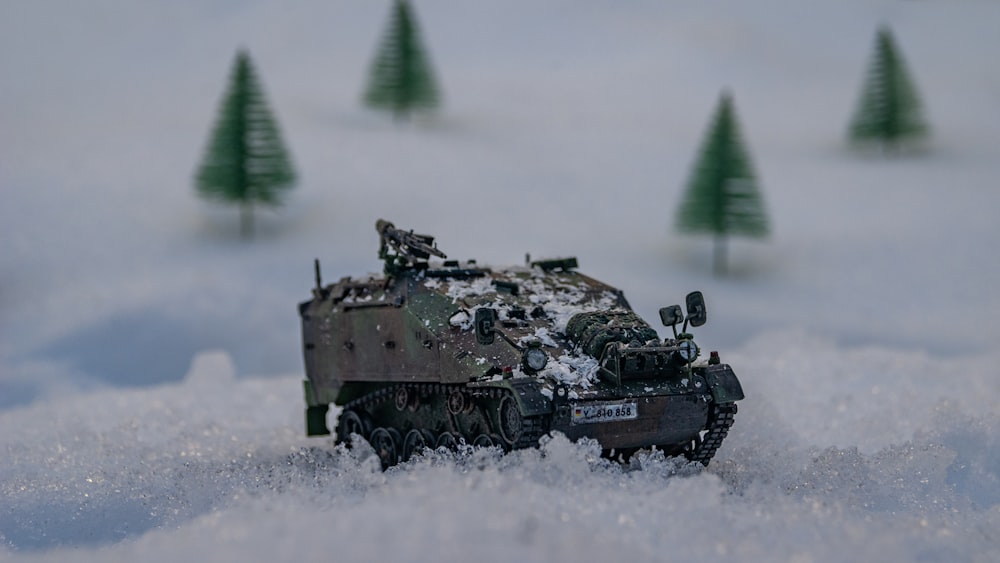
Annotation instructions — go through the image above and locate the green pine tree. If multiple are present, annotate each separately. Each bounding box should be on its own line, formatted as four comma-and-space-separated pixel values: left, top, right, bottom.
675, 92, 770, 276
363, 0, 441, 120
848, 25, 929, 150
195, 50, 297, 239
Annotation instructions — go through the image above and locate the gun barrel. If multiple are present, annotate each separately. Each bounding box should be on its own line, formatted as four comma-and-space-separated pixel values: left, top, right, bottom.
376, 219, 447, 261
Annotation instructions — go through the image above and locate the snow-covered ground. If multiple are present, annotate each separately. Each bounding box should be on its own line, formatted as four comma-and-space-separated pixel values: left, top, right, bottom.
2, 0, 999, 560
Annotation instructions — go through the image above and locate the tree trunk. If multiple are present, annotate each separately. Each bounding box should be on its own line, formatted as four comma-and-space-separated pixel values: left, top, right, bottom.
713, 234, 728, 277
240, 201, 254, 240
393, 105, 409, 124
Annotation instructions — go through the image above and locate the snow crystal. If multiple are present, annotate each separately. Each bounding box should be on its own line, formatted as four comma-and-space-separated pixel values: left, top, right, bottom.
445, 276, 496, 302
540, 353, 601, 388
518, 327, 559, 349
448, 310, 471, 330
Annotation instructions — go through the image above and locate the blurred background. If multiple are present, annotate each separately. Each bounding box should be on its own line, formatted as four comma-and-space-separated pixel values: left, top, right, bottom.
2, 0, 999, 408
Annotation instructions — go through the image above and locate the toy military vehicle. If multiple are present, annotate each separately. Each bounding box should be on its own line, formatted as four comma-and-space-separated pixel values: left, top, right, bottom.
299, 220, 744, 468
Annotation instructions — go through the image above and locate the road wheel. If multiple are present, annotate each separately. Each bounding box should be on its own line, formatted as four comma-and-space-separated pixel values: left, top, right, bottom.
447, 390, 466, 415
498, 395, 523, 445
370, 427, 401, 469
435, 432, 459, 450
336, 410, 372, 444
472, 434, 495, 448
402, 428, 434, 461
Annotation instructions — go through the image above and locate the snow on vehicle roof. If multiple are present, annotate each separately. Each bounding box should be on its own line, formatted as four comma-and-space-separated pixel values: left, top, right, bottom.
417, 263, 628, 390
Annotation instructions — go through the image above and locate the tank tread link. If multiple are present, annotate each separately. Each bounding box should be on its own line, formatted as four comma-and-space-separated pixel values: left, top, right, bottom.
684, 403, 737, 465
299, 220, 745, 469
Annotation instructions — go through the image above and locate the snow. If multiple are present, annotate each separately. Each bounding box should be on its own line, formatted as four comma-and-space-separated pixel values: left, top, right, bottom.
2, 0, 1000, 560
448, 310, 471, 329
434, 266, 631, 389
540, 353, 601, 388
519, 327, 559, 349
3, 345, 999, 561
443, 275, 497, 302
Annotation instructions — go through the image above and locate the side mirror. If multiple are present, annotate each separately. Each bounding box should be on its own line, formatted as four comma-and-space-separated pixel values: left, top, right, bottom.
685, 291, 707, 328
474, 308, 497, 345
659, 305, 683, 327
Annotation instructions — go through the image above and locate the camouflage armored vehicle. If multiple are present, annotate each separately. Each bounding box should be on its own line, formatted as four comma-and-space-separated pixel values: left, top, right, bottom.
300, 220, 744, 468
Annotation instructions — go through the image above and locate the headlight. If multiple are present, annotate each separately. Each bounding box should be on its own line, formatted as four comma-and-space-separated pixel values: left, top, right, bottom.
523, 347, 548, 372
676, 339, 699, 363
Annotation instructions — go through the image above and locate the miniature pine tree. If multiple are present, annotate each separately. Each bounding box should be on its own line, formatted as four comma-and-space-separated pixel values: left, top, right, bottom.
675, 92, 770, 276
195, 50, 297, 239
362, 0, 441, 120
848, 25, 929, 150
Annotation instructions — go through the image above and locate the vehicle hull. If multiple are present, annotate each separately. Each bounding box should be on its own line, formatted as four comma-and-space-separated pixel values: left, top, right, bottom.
554, 393, 711, 450
299, 220, 744, 468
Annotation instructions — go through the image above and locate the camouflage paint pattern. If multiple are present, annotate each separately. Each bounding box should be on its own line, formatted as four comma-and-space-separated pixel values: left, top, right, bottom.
299, 220, 744, 461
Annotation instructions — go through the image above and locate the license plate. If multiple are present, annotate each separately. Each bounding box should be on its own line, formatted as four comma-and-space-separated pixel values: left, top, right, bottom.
571, 401, 638, 425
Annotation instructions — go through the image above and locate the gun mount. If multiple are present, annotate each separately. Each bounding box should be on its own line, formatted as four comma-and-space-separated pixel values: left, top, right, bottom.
377, 219, 447, 274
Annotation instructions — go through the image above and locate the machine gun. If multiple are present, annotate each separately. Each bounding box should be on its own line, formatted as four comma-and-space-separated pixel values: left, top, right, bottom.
377, 219, 447, 273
